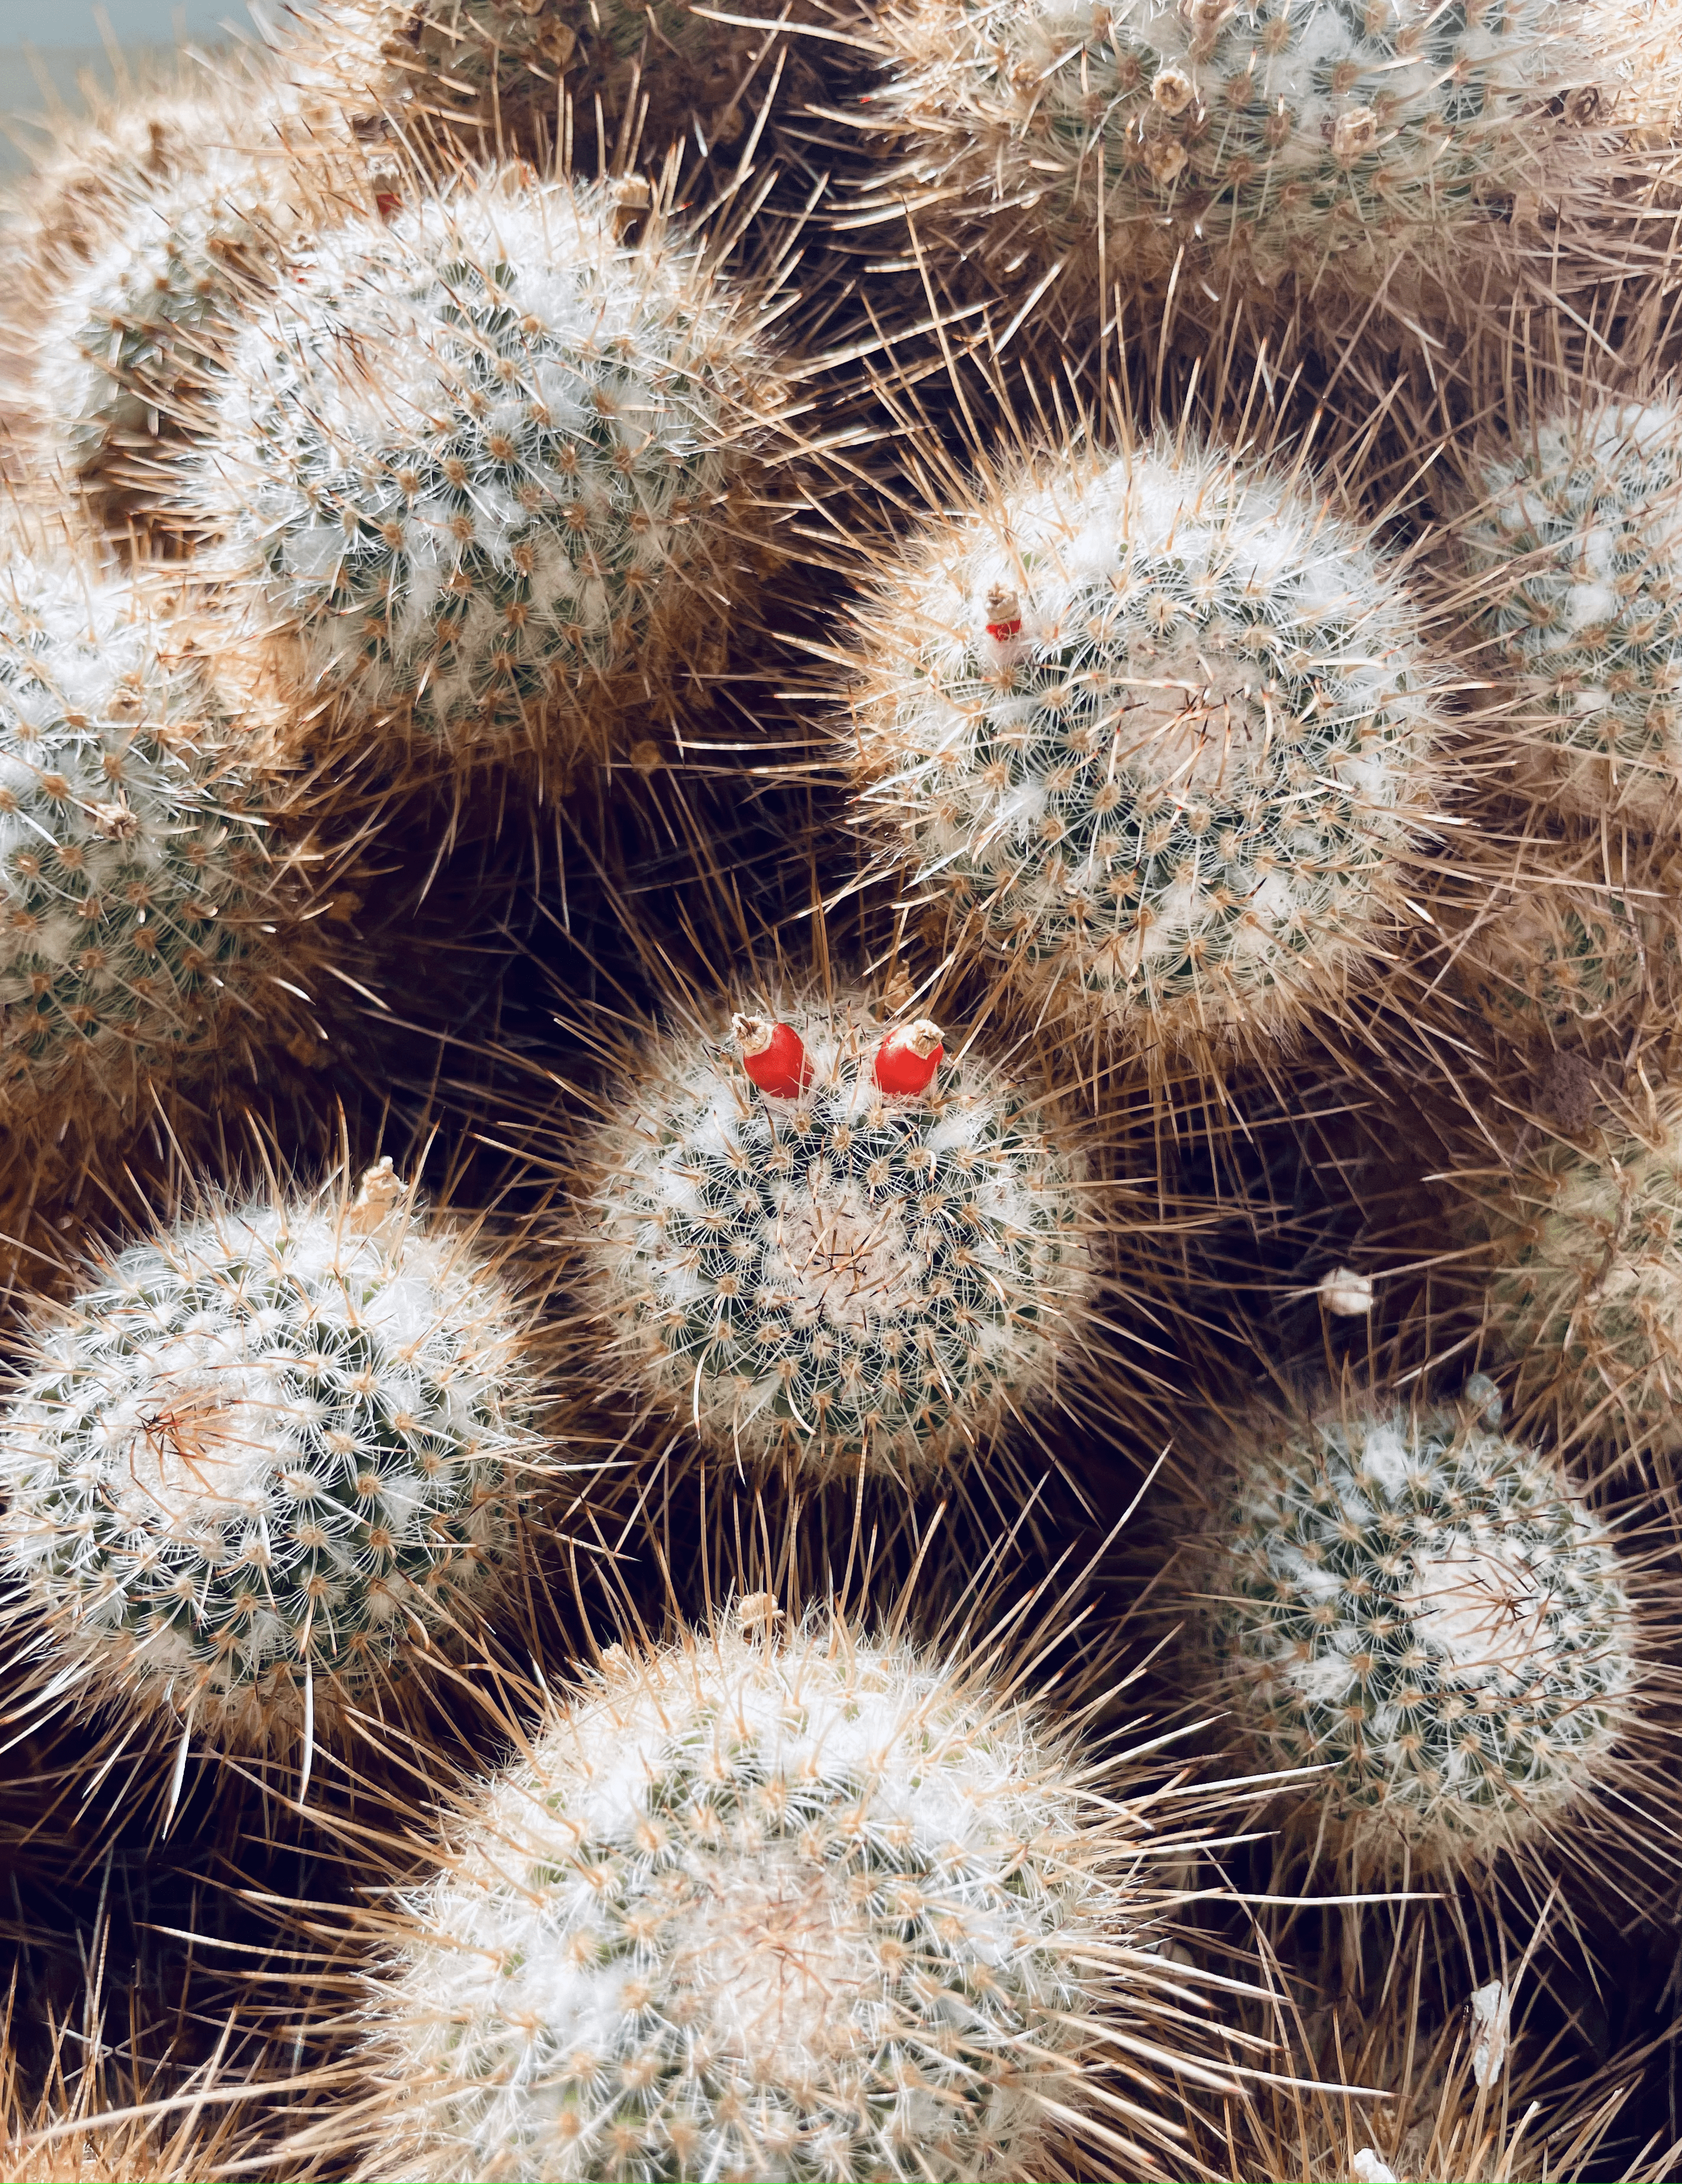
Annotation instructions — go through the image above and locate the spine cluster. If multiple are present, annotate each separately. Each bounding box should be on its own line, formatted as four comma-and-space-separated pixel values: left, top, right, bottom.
582, 989, 1093, 1479
0, 1163, 531, 1748
1451, 882, 1673, 1041
1202, 1399, 1635, 1870
195, 170, 768, 774
362, 1610, 1145, 2184
843, 435, 1441, 1061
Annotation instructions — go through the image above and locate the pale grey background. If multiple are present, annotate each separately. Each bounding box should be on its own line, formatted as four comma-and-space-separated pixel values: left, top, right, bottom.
0, 0, 293, 179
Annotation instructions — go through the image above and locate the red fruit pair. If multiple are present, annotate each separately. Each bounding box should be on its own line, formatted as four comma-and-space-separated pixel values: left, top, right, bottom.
730, 1015, 944, 1099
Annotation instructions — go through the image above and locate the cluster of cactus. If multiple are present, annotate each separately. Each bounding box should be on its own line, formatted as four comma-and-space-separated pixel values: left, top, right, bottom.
1460, 395, 1682, 825
359, 1607, 1167, 2184
194, 170, 768, 774
1199, 1396, 1636, 1869
581, 988, 1093, 1478
843, 436, 1442, 1060
860, 0, 1632, 297
0, 1162, 532, 1749
0, 544, 317, 1142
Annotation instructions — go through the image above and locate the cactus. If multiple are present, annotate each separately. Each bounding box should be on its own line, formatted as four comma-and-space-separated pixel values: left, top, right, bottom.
1480, 1089, 1682, 1454
31, 149, 329, 526
1449, 882, 1674, 1041
193, 168, 772, 778
1200, 1397, 1635, 1871
842, 434, 1443, 1062
0, 543, 323, 1145
857, 0, 1639, 304
579, 986, 1093, 1481
358, 1605, 1215, 2183
1461, 396, 1682, 826
0, 1161, 533, 1752
290, 0, 800, 161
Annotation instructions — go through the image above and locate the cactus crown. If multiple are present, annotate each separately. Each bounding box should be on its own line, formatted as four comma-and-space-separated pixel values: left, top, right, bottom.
0, 1163, 531, 1748
1205, 1399, 1634, 1867
1463, 395, 1682, 823
196, 170, 763, 767
865, 0, 1599, 289
0, 550, 301, 1132
844, 435, 1440, 1056
362, 1611, 1149, 2183
583, 987, 1093, 1479
1483, 1092, 1682, 1452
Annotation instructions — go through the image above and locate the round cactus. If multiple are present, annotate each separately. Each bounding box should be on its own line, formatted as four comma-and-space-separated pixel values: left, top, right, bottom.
1200, 1397, 1635, 1870
358, 1605, 1196, 2183
579, 986, 1093, 1480
842, 435, 1443, 1060
1481, 1090, 1682, 1452
0, 1161, 533, 1751
1450, 882, 1674, 1040
290, 0, 801, 161
859, 0, 1635, 301
0, 543, 320, 1143
193, 169, 772, 777
1461, 395, 1682, 826
31, 148, 318, 522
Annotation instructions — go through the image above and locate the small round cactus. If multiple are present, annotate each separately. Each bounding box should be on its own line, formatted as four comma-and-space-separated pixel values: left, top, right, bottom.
1200, 1397, 1635, 1870
579, 986, 1093, 1479
1461, 395, 1682, 825
291, 0, 801, 161
0, 544, 319, 1143
842, 436, 1443, 1061
194, 169, 772, 777
0, 1161, 533, 1751
31, 150, 314, 522
1482, 1090, 1682, 1453
861, 0, 1631, 301
357, 1606, 1190, 2183
1450, 882, 1674, 1040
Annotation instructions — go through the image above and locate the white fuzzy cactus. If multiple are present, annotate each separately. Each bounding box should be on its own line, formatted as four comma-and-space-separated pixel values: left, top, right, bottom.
580, 987, 1093, 1480
1202, 1398, 1634, 1869
843, 436, 1442, 1060
1482, 1089, 1682, 1452
358, 1608, 1184, 2183
193, 169, 770, 775
0, 1162, 532, 1750
0, 545, 315, 1141
1462, 395, 1682, 825
861, 0, 1628, 298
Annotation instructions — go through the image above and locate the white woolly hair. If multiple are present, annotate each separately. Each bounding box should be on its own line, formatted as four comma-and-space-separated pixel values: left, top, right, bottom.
0, 1161, 537, 1754
358, 1608, 1151, 2184
843, 432, 1444, 1063
579, 981, 1096, 1481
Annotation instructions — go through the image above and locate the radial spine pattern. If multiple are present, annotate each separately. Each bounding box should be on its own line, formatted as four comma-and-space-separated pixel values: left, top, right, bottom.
0, 1163, 531, 1746
361, 1613, 1151, 2183
845, 436, 1442, 1057
196, 171, 768, 771
583, 989, 1092, 1478
1204, 1400, 1634, 1867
